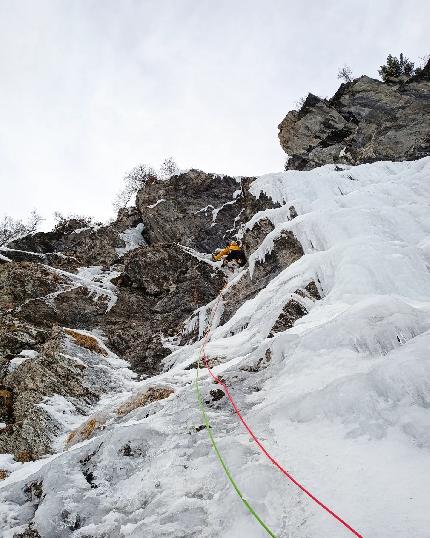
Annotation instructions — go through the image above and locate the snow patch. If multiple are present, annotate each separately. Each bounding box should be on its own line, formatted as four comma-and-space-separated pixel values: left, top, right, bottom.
8, 350, 39, 372
38, 395, 81, 433
146, 198, 166, 209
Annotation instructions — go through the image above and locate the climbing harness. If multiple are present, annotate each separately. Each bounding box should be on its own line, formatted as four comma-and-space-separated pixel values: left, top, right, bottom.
196, 288, 364, 538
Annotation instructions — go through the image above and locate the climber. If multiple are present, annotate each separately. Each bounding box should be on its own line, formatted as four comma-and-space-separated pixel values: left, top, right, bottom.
212, 241, 246, 267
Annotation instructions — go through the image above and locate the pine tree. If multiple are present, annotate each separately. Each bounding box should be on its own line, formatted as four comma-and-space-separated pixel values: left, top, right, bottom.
378, 53, 416, 82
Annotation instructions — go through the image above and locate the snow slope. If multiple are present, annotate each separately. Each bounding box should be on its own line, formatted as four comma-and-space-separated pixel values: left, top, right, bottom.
1, 158, 430, 537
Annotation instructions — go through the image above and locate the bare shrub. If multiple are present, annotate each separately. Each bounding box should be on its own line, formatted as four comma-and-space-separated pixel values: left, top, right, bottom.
15, 450, 34, 463
64, 328, 108, 356
337, 65, 353, 83
415, 54, 430, 77
0, 469, 10, 480
113, 164, 158, 211
65, 416, 106, 447
116, 387, 174, 417
159, 157, 179, 181
53, 212, 95, 234
0, 210, 42, 247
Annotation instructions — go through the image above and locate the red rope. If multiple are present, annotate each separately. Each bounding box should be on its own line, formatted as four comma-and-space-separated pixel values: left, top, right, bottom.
201, 294, 364, 537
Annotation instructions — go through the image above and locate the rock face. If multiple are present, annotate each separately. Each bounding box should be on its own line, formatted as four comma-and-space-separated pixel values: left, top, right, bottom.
136, 170, 243, 252
0, 325, 120, 460
105, 244, 226, 374
279, 61, 430, 170
268, 282, 321, 336
2, 65, 430, 538
0, 262, 61, 312
0, 165, 290, 462
1, 169, 291, 458
5, 208, 144, 271
236, 177, 280, 225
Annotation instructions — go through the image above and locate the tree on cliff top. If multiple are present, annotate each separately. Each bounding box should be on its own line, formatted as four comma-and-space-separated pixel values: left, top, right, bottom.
378, 53, 416, 81
159, 157, 179, 181
53, 212, 96, 234
113, 158, 179, 211
337, 65, 353, 83
113, 164, 158, 211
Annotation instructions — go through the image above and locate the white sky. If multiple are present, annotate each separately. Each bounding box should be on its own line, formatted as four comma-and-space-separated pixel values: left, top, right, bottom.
0, 0, 428, 225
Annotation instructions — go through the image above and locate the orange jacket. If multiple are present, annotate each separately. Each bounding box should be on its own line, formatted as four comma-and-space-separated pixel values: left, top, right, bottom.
213, 243, 241, 261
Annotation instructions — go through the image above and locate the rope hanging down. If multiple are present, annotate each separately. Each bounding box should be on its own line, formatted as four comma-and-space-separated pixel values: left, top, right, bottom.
195, 290, 276, 536
195, 363, 277, 537
200, 290, 364, 538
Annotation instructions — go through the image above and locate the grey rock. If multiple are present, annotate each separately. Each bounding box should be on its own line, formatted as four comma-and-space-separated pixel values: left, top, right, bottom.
240, 177, 281, 222
105, 244, 226, 373
0, 249, 45, 265
8, 208, 144, 272
279, 67, 430, 170
269, 282, 321, 336
0, 262, 63, 312
0, 324, 125, 459
242, 218, 275, 258
13, 525, 41, 538
0, 328, 100, 459
239, 177, 283, 257
0, 261, 106, 330
136, 170, 244, 252
0, 318, 48, 360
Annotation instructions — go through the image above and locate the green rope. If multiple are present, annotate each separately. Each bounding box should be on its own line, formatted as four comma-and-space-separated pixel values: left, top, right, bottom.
195, 363, 277, 537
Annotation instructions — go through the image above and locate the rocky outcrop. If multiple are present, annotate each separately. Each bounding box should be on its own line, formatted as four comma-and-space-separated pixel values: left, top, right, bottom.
0, 319, 49, 360
268, 282, 321, 336
0, 262, 62, 312
241, 217, 275, 258
0, 166, 298, 375
279, 60, 430, 170
0, 259, 121, 458
105, 244, 226, 373
0, 326, 118, 459
136, 170, 244, 252
0, 261, 110, 330
240, 177, 281, 223
5, 208, 144, 271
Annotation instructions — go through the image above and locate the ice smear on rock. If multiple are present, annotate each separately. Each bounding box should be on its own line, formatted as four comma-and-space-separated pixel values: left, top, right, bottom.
115, 223, 146, 257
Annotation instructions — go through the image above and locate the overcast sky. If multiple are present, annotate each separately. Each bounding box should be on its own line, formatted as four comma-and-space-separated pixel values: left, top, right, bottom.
0, 0, 428, 226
